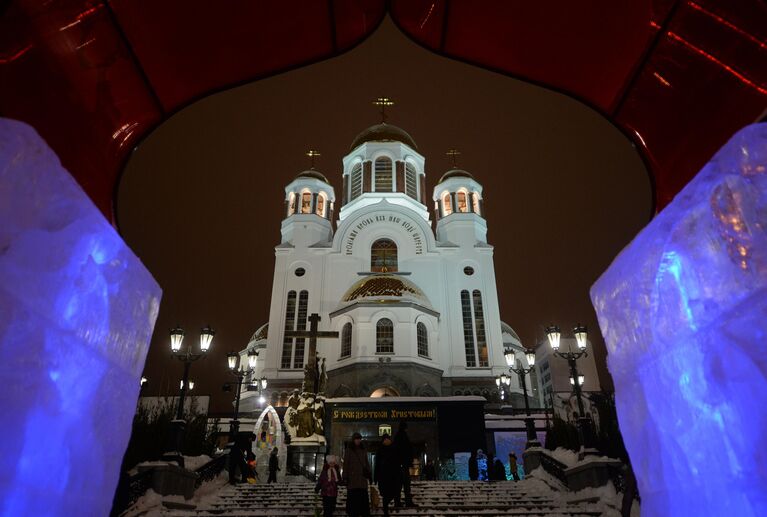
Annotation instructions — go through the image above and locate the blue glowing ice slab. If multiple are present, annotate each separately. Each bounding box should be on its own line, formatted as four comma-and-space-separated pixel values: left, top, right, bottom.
591, 123, 767, 516
0, 119, 161, 516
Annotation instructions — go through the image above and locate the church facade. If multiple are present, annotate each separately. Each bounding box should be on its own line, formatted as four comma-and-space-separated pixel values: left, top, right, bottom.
237, 122, 531, 414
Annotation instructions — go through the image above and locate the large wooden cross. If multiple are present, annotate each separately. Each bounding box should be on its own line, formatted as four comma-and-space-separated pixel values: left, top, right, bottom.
284, 313, 339, 393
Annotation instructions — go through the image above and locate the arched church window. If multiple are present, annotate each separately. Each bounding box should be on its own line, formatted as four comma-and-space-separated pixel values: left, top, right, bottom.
457, 191, 468, 213
461, 290, 476, 367
341, 322, 352, 358
374, 157, 393, 192
293, 290, 309, 369
287, 192, 296, 216
316, 193, 326, 217
442, 192, 453, 215
376, 318, 394, 354
350, 163, 362, 200
472, 290, 489, 367
405, 162, 418, 199
417, 322, 428, 357
280, 291, 297, 369
371, 238, 398, 272
472, 192, 481, 215
301, 192, 312, 214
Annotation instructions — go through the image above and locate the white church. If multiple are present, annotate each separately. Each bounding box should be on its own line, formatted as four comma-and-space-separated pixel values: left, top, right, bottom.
236, 120, 534, 413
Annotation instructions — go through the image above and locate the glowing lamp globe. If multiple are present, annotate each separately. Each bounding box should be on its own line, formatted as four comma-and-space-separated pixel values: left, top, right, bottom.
525, 349, 536, 367
199, 325, 215, 352
247, 349, 258, 369
226, 351, 238, 371
170, 326, 185, 353
573, 324, 588, 351
504, 350, 515, 367
546, 325, 561, 351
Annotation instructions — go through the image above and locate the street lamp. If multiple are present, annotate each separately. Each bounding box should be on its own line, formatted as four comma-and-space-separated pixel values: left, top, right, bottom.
503, 348, 542, 448
223, 348, 261, 438
546, 323, 595, 458
165, 324, 215, 467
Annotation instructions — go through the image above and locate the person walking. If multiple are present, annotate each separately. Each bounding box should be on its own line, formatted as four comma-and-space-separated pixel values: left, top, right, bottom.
374, 434, 402, 517
228, 434, 249, 484
393, 421, 415, 507
468, 450, 479, 481
315, 455, 341, 517
343, 432, 371, 517
267, 447, 280, 483
492, 458, 506, 481
423, 459, 436, 481
508, 453, 521, 481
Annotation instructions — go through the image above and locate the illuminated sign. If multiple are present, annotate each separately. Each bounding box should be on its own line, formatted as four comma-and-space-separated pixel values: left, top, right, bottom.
331, 406, 436, 421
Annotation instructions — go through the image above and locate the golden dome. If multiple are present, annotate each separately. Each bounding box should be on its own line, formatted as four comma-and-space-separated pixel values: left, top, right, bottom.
341, 274, 430, 306
438, 169, 474, 183
350, 123, 418, 151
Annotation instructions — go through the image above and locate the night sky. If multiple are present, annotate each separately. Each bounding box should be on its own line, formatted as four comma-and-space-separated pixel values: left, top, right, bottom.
117, 18, 652, 413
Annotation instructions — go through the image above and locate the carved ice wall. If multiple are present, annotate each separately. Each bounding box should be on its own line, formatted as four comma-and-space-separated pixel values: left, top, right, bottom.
591, 123, 766, 516
0, 119, 161, 515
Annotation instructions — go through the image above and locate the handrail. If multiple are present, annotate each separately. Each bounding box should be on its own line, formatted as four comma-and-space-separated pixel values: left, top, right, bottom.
195, 454, 228, 487
126, 468, 154, 508
536, 450, 569, 485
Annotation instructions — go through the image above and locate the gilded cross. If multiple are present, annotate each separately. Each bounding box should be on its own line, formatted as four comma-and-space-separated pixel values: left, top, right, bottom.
373, 96, 394, 123
306, 150, 321, 169
446, 149, 461, 167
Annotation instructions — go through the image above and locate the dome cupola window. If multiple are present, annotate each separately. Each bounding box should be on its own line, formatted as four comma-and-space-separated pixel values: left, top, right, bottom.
472, 192, 481, 215
405, 162, 418, 199
287, 192, 296, 216
374, 157, 393, 192
371, 238, 398, 272
457, 191, 468, 213
316, 193, 326, 217
300, 192, 312, 214
350, 163, 363, 200
442, 192, 453, 216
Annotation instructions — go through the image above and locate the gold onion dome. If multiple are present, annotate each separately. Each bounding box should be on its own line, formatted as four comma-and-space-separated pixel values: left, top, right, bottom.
295, 169, 330, 183
341, 274, 431, 307
438, 168, 474, 183
350, 123, 418, 151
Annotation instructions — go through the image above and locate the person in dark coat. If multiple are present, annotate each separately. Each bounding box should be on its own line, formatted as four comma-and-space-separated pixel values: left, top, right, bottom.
315, 455, 341, 517
508, 453, 521, 481
267, 447, 280, 483
468, 450, 479, 481
374, 434, 402, 517
492, 458, 506, 481
343, 432, 371, 517
423, 460, 436, 481
393, 421, 415, 507
229, 434, 249, 484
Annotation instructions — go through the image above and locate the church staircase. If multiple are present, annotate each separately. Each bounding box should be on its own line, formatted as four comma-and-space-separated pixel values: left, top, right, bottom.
165, 480, 608, 516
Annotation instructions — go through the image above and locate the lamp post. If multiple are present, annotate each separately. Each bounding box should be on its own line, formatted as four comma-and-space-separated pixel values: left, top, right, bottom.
165, 324, 215, 467
503, 348, 541, 448
224, 348, 259, 439
546, 323, 596, 458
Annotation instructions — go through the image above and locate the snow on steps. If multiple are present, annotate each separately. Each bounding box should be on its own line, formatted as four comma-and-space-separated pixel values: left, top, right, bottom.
164, 480, 611, 516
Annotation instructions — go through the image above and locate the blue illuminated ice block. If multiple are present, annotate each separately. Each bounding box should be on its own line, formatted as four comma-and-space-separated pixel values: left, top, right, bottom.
0, 119, 161, 516
591, 123, 767, 516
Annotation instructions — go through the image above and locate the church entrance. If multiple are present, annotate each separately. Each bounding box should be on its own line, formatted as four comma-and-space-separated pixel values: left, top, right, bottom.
370, 386, 400, 397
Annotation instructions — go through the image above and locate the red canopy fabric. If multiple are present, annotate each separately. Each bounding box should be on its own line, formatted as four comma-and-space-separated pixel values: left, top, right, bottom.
1, 0, 764, 219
